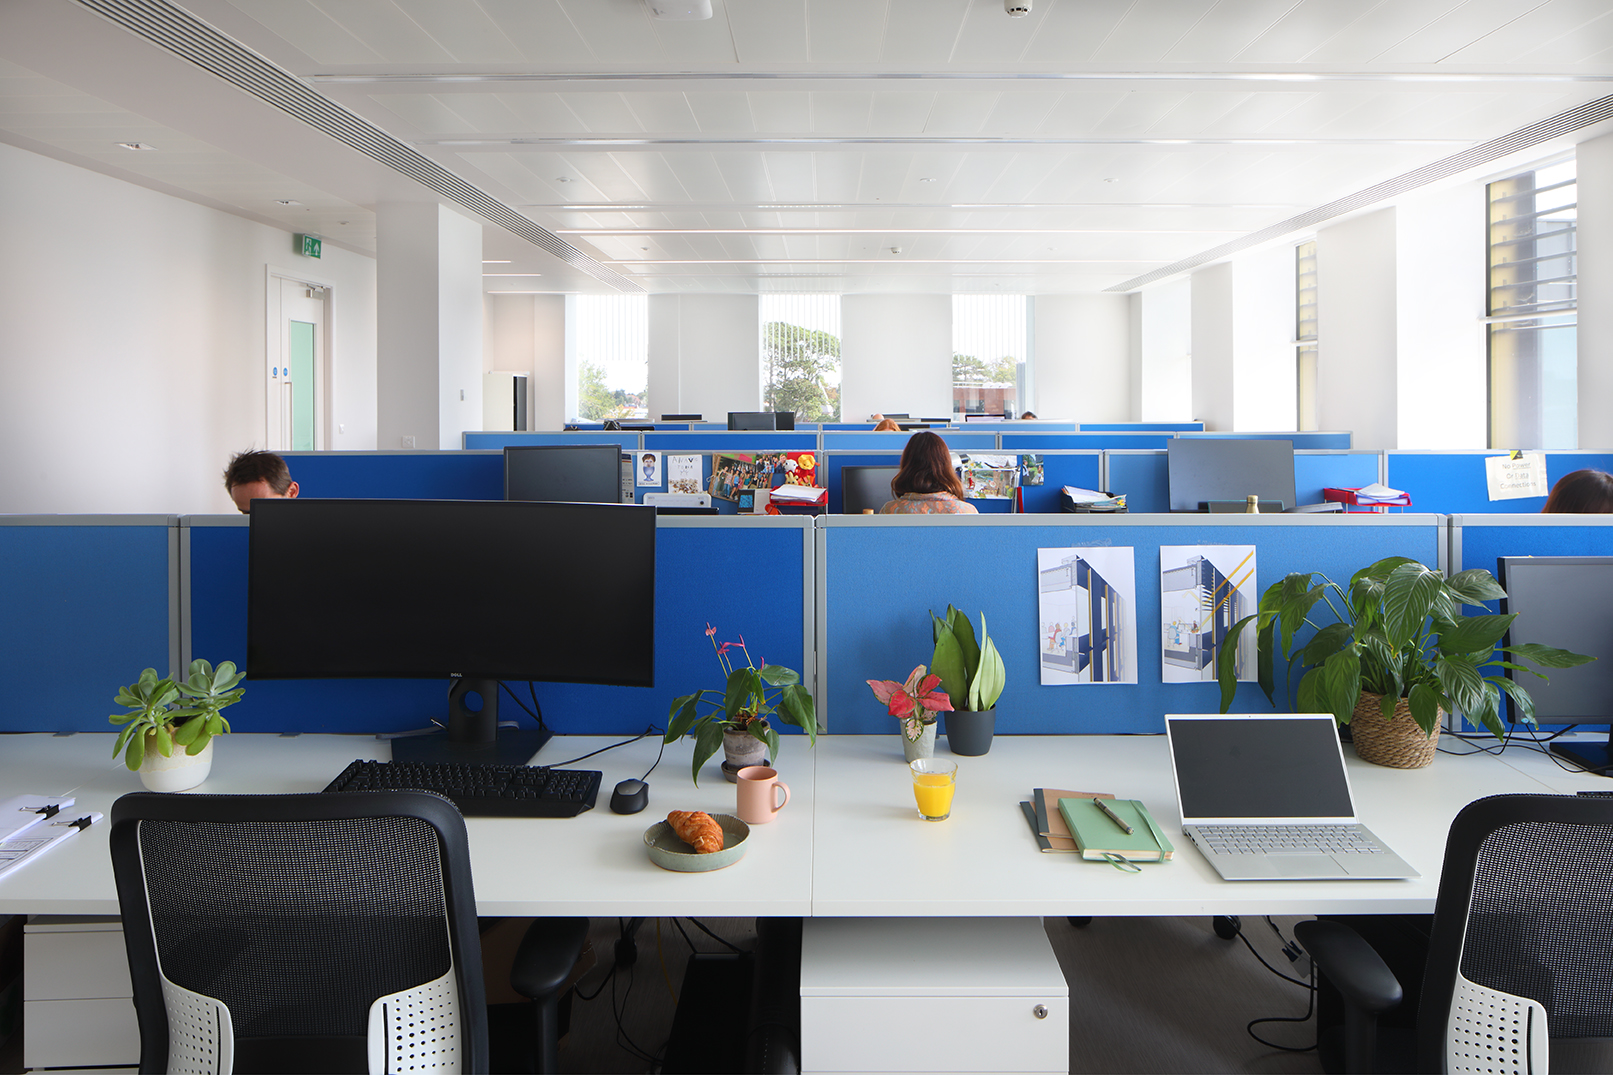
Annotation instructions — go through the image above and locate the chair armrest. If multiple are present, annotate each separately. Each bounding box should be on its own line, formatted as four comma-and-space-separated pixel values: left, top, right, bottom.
1294, 920, 1404, 1013
511, 917, 590, 1001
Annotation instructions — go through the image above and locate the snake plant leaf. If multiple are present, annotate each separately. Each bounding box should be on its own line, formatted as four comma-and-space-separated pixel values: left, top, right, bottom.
1505, 643, 1598, 669
690, 719, 726, 787
931, 627, 969, 711
1436, 614, 1514, 657
950, 607, 981, 682
1381, 562, 1442, 650
1445, 569, 1509, 606
1407, 681, 1444, 737
1319, 647, 1361, 726
970, 623, 1005, 711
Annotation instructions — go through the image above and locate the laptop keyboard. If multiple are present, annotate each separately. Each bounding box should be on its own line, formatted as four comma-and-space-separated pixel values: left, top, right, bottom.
1195, 824, 1383, 855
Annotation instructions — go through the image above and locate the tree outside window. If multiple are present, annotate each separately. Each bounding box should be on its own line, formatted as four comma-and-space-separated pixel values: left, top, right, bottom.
760, 295, 841, 422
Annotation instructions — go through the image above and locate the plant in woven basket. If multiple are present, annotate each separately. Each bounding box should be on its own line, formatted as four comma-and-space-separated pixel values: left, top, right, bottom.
1213, 556, 1592, 739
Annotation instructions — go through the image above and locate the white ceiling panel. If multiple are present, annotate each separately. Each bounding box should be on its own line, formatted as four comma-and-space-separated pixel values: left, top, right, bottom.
555, 93, 644, 133
747, 91, 814, 133
1372, 0, 1561, 64
1019, 2, 1133, 64
1089, 92, 1194, 136
1447, 0, 1613, 63
647, 0, 741, 64
808, 0, 890, 63
864, 91, 934, 135
1162, 0, 1315, 62
728, 0, 810, 64
1237, 0, 1392, 64
876, 0, 971, 63
552, 0, 664, 63
226, 0, 387, 65
1092, 1, 1224, 64
1300, 1, 1454, 64
465, 0, 595, 63
492, 93, 593, 134
390, 0, 527, 63
686, 91, 758, 133
981, 91, 1061, 136
810, 92, 872, 133
309, 1, 458, 64
622, 92, 703, 133
948, 0, 1052, 64
758, 151, 814, 201
923, 91, 1000, 134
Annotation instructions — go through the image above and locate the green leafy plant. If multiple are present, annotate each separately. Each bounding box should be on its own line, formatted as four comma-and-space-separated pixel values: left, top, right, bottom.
1214, 556, 1592, 739
110, 660, 244, 771
929, 606, 1006, 712
665, 625, 816, 785
867, 665, 953, 742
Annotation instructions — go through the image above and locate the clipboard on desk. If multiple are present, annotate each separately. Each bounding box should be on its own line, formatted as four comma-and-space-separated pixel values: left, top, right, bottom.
0, 795, 75, 842
0, 811, 102, 880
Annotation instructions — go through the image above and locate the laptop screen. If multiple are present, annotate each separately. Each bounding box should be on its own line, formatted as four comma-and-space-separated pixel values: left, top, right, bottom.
1168, 715, 1356, 820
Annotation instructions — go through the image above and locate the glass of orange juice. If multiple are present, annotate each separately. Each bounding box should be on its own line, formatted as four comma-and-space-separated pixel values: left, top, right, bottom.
910, 758, 957, 821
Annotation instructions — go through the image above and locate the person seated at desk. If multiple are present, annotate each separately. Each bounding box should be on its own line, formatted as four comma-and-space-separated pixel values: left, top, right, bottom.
1543, 468, 1613, 513
872, 418, 901, 431
879, 431, 978, 515
224, 449, 298, 514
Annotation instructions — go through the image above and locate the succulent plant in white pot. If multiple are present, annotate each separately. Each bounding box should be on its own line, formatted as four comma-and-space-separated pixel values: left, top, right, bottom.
110, 660, 244, 792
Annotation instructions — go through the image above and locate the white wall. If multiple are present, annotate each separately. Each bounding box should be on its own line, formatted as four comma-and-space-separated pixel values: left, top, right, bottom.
1190, 263, 1235, 431
1033, 294, 1130, 420
1316, 208, 1399, 449
1396, 182, 1487, 448
0, 141, 376, 514
1579, 130, 1613, 449
1232, 244, 1298, 431
646, 294, 760, 421
840, 294, 952, 420
482, 292, 565, 430
1138, 279, 1192, 421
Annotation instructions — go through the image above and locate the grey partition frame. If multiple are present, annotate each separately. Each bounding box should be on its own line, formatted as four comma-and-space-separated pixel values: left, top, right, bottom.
177, 515, 247, 671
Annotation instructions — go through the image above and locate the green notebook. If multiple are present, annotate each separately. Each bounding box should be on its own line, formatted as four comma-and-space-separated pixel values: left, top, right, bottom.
1057, 797, 1175, 865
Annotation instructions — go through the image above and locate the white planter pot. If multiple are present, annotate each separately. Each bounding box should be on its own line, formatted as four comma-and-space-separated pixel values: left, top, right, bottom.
138, 738, 213, 793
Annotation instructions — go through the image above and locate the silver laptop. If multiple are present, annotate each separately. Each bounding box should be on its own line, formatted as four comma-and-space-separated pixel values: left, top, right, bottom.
1165, 714, 1419, 881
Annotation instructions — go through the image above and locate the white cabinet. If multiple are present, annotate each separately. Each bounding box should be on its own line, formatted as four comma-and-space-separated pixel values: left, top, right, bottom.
23, 917, 138, 1071
800, 917, 1068, 1075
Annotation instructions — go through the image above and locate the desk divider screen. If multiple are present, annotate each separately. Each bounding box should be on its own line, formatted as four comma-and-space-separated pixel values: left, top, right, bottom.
1180, 431, 1355, 450
0, 517, 176, 732
1000, 432, 1173, 451
645, 431, 819, 452
463, 431, 644, 451
822, 431, 998, 451
816, 514, 1443, 735
1387, 451, 1613, 515
1081, 422, 1204, 432
180, 515, 813, 738
283, 450, 504, 501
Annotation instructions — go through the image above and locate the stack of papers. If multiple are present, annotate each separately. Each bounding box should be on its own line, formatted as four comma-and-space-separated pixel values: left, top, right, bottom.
1061, 486, 1127, 511
1351, 482, 1409, 504
0, 794, 98, 880
768, 484, 826, 505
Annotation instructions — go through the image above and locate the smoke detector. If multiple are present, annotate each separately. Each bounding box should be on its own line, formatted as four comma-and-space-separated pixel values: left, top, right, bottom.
646, 0, 712, 19
1005, 0, 1030, 15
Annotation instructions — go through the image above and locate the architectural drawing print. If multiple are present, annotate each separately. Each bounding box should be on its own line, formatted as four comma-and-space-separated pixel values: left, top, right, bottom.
1160, 545, 1257, 683
1038, 546, 1137, 685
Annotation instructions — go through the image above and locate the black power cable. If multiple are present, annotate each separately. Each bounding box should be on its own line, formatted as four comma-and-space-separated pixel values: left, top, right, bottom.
1224, 916, 1319, 1052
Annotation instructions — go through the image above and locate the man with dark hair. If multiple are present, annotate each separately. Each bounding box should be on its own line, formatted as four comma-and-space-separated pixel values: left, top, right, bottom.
223, 450, 298, 513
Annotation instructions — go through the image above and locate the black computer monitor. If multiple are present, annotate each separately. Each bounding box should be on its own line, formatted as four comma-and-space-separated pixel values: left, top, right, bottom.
1499, 556, 1613, 774
728, 411, 776, 431
660, 413, 703, 421
842, 466, 899, 514
504, 445, 623, 503
773, 411, 796, 431
897, 423, 932, 431
1166, 438, 1296, 512
247, 499, 656, 765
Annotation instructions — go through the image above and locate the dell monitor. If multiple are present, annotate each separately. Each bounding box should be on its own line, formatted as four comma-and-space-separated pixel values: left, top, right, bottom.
248, 499, 656, 765
842, 466, 899, 514
728, 411, 776, 431
505, 445, 623, 503
1167, 438, 1296, 512
1499, 556, 1613, 774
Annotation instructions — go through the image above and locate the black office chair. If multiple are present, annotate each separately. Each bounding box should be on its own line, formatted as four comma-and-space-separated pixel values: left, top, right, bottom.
1297, 793, 1613, 1074
110, 791, 587, 1075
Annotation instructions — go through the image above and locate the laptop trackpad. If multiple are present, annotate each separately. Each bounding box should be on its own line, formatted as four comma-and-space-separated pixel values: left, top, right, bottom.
1268, 853, 1350, 879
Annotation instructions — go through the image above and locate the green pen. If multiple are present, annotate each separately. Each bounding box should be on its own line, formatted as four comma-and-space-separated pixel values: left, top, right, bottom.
1094, 797, 1133, 836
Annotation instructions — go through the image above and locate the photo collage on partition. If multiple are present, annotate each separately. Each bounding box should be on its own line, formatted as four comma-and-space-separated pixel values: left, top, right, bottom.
1037, 546, 1138, 685
1159, 545, 1258, 684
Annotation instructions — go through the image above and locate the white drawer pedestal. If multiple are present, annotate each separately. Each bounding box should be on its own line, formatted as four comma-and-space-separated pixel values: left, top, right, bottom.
23, 917, 138, 1072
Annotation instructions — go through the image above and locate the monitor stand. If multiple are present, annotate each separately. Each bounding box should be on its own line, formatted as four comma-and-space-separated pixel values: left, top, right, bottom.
389, 677, 553, 766
1551, 736, 1613, 776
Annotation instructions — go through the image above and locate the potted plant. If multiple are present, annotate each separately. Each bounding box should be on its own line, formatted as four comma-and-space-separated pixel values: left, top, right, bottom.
1214, 557, 1591, 768
867, 665, 953, 762
110, 660, 244, 791
930, 606, 1006, 756
666, 625, 816, 785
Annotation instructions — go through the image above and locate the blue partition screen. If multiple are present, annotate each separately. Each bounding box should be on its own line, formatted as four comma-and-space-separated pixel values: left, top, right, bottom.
1082, 422, 1203, 432
0, 520, 173, 732
1180, 432, 1354, 449
1107, 452, 1169, 512
645, 432, 818, 451
823, 431, 999, 451
1388, 453, 1613, 515
464, 431, 641, 451
1020, 453, 1102, 514
1455, 517, 1613, 578
1295, 453, 1380, 508
284, 452, 503, 501
820, 516, 1441, 734
184, 518, 810, 737
1001, 433, 1173, 451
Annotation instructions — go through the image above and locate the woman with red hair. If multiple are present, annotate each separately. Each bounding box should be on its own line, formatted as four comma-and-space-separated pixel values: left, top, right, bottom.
878, 431, 978, 515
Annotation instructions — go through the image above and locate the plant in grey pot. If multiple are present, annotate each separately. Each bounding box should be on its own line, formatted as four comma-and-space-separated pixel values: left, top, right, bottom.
110, 660, 243, 792
666, 624, 816, 785
867, 666, 953, 762
930, 606, 1006, 756
1213, 557, 1591, 768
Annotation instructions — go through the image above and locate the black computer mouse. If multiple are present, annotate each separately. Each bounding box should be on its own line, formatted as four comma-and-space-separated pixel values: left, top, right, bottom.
610, 778, 649, 814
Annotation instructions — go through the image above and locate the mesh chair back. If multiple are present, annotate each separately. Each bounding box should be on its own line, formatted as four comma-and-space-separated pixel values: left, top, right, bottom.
1416, 794, 1613, 1072
110, 791, 487, 1074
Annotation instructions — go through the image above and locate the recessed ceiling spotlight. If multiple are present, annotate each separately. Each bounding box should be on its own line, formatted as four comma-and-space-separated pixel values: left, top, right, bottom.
919, 178, 936, 183
276, 199, 302, 205
1103, 178, 1119, 184
115, 142, 156, 151
645, 0, 712, 18
338, 221, 349, 226
555, 177, 571, 183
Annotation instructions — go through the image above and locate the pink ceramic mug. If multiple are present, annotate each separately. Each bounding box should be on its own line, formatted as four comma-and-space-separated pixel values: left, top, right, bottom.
736, 765, 790, 824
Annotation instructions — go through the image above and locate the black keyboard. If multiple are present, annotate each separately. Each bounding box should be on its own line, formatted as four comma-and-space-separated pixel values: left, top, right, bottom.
323, 759, 602, 818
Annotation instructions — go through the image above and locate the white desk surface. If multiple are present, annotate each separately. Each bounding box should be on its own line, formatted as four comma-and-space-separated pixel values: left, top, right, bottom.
0, 730, 1572, 920
0, 732, 816, 918
1490, 732, 1613, 793
808, 733, 1570, 918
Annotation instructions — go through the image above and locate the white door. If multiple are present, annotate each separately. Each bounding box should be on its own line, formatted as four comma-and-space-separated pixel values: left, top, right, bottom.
269, 279, 326, 451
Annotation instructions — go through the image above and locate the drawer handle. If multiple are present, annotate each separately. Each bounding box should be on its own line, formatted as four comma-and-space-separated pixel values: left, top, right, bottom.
1033, 1005, 1048, 1020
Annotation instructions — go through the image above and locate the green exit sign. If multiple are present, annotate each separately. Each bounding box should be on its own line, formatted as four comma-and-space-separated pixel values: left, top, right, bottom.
295, 234, 321, 258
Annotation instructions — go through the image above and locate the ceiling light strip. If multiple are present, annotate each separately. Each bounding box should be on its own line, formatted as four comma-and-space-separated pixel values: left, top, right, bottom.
71, 0, 641, 293
1108, 91, 1613, 292
420, 136, 1464, 147
310, 71, 1613, 85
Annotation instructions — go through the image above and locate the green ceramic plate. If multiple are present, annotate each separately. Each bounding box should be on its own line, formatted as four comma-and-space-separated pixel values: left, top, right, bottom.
644, 813, 750, 872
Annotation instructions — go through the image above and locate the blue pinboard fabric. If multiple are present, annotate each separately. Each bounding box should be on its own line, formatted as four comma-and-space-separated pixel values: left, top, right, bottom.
1387, 453, 1613, 515
1180, 432, 1353, 449
0, 522, 173, 731
820, 516, 1442, 735
1081, 422, 1203, 432
463, 432, 642, 450
1107, 452, 1170, 512
1295, 453, 1380, 508
1000, 432, 1173, 450
283, 452, 503, 501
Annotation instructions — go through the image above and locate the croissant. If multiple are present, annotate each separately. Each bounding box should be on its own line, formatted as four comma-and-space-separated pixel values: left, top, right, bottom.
667, 810, 724, 854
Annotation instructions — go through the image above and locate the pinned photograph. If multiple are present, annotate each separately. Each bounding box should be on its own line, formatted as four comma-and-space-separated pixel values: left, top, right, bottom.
1038, 546, 1137, 685
709, 453, 779, 502
667, 455, 702, 495
1160, 545, 1258, 683
961, 454, 1019, 499
636, 451, 662, 487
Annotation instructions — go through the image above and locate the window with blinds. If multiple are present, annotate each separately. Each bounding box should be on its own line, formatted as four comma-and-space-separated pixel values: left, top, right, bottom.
573, 295, 648, 422
760, 294, 842, 422
1295, 241, 1318, 432
953, 295, 1028, 418
1487, 157, 1577, 449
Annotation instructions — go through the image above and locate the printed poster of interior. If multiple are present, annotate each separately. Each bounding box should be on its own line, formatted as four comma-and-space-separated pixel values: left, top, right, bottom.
1037, 546, 1137, 686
